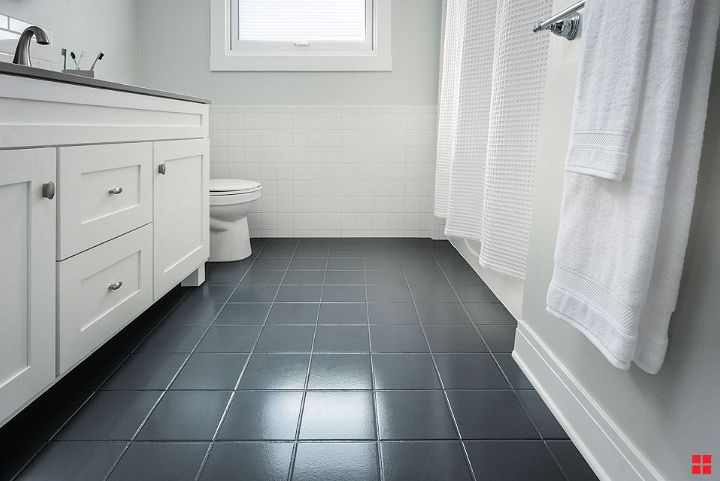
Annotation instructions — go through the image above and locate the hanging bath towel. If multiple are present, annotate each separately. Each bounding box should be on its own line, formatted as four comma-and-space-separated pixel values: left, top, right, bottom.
547, 0, 720, 373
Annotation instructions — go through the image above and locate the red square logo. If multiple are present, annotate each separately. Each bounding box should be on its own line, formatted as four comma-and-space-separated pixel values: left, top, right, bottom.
692, 454, 713, 476
703, 455, 712, 464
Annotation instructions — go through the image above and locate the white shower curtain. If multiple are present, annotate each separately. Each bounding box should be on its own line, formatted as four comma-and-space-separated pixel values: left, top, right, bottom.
435, 0, 552, 279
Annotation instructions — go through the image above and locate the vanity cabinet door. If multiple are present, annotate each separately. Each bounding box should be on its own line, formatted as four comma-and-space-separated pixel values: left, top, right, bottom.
153, 139, 209, 299
0, 149, 56, 425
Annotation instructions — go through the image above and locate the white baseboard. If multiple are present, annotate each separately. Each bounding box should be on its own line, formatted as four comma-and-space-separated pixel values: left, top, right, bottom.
513, 321, 664, 481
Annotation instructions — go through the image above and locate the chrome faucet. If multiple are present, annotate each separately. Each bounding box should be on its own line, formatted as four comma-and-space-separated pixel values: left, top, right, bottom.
13, 26, 50, 67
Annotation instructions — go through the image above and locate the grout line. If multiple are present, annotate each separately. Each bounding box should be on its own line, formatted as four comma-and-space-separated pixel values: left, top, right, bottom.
400, 250, 479, 481
286, 241, 325, 481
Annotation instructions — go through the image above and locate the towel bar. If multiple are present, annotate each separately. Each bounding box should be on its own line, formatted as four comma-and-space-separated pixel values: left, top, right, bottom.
533, 0, 584, 40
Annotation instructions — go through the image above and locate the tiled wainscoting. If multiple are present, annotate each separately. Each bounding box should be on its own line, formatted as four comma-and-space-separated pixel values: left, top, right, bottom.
209, 105, 438, 238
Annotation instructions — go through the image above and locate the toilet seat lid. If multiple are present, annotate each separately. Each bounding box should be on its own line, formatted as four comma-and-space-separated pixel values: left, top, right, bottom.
210, 178, 261, 194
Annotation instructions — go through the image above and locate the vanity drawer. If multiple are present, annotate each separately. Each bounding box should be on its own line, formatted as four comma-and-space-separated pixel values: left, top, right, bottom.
57, 142, 153, 260
57, 224, 153, 375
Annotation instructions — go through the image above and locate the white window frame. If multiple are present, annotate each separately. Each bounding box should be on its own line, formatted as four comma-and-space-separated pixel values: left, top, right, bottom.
210, 0, 392, 71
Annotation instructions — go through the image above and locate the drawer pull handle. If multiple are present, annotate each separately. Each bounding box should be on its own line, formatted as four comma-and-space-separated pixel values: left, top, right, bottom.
108, 187, 123, 195
158, 163, 167, 175
42, 181, 55, 200
108, 281, 123, 291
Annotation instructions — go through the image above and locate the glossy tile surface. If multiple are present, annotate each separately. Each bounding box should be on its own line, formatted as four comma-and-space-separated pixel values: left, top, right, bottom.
2, 239, 596, 481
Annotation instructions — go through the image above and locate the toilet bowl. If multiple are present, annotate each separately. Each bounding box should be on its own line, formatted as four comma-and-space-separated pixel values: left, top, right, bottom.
209, 178, 262, 262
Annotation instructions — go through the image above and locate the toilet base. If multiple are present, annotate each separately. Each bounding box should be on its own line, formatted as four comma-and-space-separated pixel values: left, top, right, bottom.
209, 216, 252, 262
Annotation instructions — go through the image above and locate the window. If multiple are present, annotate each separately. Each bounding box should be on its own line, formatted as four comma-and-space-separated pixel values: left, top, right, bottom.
210, 0, 391, 71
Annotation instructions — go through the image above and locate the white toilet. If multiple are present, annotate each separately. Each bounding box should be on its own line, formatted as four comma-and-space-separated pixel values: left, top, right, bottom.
209, 178, 262, 262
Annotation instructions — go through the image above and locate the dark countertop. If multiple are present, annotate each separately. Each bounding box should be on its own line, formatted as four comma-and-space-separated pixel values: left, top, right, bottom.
0, 62, 210, 104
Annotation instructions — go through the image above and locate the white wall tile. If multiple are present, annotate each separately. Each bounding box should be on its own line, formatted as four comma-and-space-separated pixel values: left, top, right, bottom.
210, 104, 436, 237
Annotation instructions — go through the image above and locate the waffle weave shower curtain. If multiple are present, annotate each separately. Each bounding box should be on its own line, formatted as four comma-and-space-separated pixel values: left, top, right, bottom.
434, 0, 552, 279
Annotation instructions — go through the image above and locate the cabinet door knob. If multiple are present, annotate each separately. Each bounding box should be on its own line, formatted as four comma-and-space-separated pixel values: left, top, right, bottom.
42, 181, 55, 200
108, 281, 123, 291
158, 163, 167, 175
108, 187, 123, 195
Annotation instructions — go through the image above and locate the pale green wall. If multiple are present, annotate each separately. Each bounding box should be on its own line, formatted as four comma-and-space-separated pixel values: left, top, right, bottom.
0, 0, 140, 84
523, 6, 720, 477
137, 0, 442, 105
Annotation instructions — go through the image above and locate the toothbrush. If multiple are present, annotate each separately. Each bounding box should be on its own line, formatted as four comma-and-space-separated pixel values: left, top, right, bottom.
89, 52, 104, 72
70, 51, 79, 69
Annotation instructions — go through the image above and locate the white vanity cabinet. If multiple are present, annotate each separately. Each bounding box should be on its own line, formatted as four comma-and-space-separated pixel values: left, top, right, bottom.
0, 73, 210, 426
0, 149, 57, 423
153, 139, 210, 298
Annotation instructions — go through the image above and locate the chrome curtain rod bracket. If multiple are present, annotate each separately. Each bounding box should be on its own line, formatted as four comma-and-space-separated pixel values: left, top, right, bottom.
533, 0, 584, 41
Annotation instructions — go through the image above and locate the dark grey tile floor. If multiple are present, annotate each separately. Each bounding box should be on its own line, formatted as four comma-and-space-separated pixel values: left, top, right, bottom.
1, 238, 599, 481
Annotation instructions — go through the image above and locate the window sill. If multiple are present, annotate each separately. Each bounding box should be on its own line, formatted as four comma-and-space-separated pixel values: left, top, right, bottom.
209, 54, 392, 72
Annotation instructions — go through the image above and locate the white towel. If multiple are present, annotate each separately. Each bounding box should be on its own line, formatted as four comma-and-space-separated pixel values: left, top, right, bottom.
564, 1, 654, 181
547, 0, 720, 372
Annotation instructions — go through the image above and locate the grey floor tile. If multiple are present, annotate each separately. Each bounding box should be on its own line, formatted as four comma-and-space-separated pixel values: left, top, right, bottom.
453, 284, 497, 302
477, 326, 516, 353
205, 261, 251, 285
283, 270, 325, 285
184, 285, 234, 303
329, 246, 363, 257
319, 303, 368, 324
253, 257, 292, 270
137, 391, 231, 441
107, 442, 208, 481
445, 270, 485, 285
364, 270, 406, 285
215, 303, 272, 325
295, 246, 330, 257
314, 326, 370, 353
199, 442, 293, 481
276, 285, 322, 302
376, 391, 457, 440
326, 258, 364, 270
409, 285, 458, 302
241, 270, 286, 285
546, 441, 600, 481
293, 443, 380, 481
434, 354, 509, 389
372, 354, 440, 389
324, 270, 365, 285
425, 326, 488, 353
101, 353, 187, 390
308, 354, 372, 389
415, 303, 471, 324
447, 391, 539, 440
255, 326, 316, 353
466, 440, 566, 481
56, 391, 160, 441
230, 286, 279, 303
289, 258, 327, 270
0, 390, 93, 442
370, 326, 429, 353
0, 443, 44, 480
259, 245, 297, 258
368, 303, 418, 324
364, 258, 402, 270
139, 324, 207, 353
197, 326, 261, 352
164, 302, 222, 325
218, 391, 303, 440
238, 354, 310, 389
380, 441, 473, 481
366, 285, 412, 302
516, 390, 568, 439
267, 303, 320, 325
300, 392, 375, 440
15, 441, 126, 481
322, 285, 366, 302
495, 354, 533, 389
465, 302, 515, 325
403, 269, 450, 286
170, 353, 247, 390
